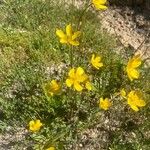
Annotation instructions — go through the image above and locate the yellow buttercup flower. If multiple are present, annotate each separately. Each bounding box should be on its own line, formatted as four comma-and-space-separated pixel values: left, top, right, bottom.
99, 98, 112, 110
66, 67, 91, 91
56, 24, 81, 46
127, 90, 146, 112
44, 80, 61, 96
92, 0, 108, 10
29, 119, 43, 132
46, 147, 55, 150
91, 54, 103, 69
126, 55, 142, 81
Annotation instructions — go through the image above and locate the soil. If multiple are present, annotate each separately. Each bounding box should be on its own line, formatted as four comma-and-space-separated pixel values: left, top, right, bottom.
0, 126, 29, 150
99, 5, 150, 64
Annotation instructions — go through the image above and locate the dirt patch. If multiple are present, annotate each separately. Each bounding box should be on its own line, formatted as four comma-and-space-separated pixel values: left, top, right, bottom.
0, 126, 30, 150
99, 6, 150, 63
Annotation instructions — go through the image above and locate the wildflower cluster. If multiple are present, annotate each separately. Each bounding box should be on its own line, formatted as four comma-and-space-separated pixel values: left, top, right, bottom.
55, 26, 146, 112
120, 54, 146, 111
27, 0, 147, 149
121, 89, 146, 112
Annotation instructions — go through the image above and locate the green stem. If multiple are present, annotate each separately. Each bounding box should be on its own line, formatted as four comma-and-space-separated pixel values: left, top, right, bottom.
77, 3, 92, 30
70, 90, 76, 120
70, 45, 73, 67
98, 76, 101, 92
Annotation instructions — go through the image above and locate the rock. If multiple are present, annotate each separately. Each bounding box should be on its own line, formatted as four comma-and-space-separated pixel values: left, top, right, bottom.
99, 6, 150, 64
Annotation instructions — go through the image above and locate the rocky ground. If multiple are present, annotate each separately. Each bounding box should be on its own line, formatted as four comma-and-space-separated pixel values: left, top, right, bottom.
0, 126, 29, 150
99, 5, 150, 65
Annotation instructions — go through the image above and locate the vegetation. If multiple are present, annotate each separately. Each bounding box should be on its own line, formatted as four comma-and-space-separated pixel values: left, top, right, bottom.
0, 0, 149, 149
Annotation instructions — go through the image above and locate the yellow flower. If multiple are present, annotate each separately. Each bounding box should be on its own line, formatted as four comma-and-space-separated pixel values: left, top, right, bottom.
91, 54, 103, 69
120, 88, 126, 98
56, 24, 81, 46
29, 119, 43, 132
126, 55, 142, 81
92, 0, 108, 10
99, 98, 112, 110
127, 90, 146, 112
66, 67, 91, 91
44, 80, 61, 96
46, 147, 55, 150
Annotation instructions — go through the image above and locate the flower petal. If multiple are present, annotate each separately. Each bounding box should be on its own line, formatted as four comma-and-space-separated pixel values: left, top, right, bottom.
97, 62, 103, 68
131, 55, 142, 68
74, 82, 83, 91
68, 68, 75, 77
127, 71, 133, 81
66, 79, 73, 87
93, 0, 107, 5
100, 0, 107, 4
95, 56, 101, 62
66, 24, 72, 37
60, 38, 68, 44
56, 29, 66, 38
72, 31, 81, 40
97, 4, 107, 10
76, 67, 84, 76
86, 81, 92, 90
120, 88, 126, 98
29, 120, 34, 126
136, 99, 146, 107
130, 69, 140, 79
46, 147, 55, 150
127, 68, 140, 81
130, 105, 139, 111
69, 40, 79, 46
36, 120, 43, 127
91, 54, 95, 62
99, 98, 111, 110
